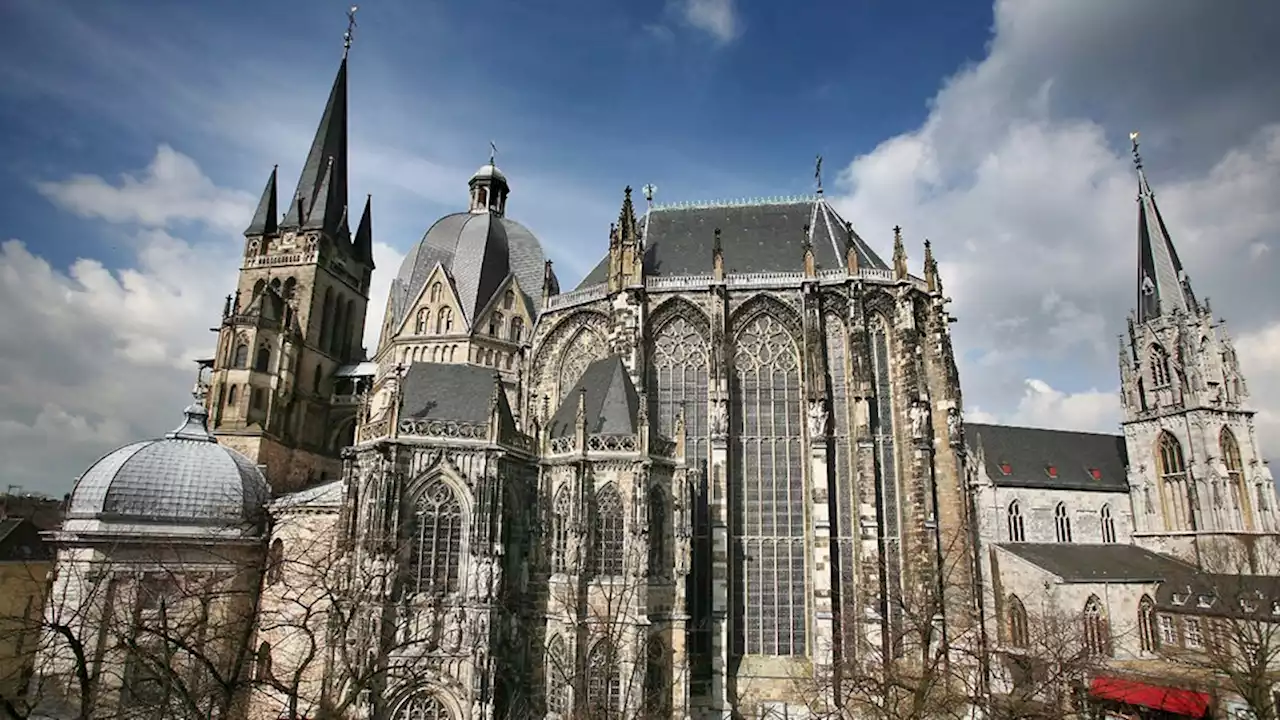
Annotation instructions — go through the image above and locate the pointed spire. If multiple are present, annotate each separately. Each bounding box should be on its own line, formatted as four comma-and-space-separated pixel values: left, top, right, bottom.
923, 239, 939, 293
245, 166, 279, 237
542, 259, 557, 300
1131, 131, 1198, 323
617, 186, 639, 243
281, 57, 349, 235
892, 225, 908, 280
353, 194, 374, 267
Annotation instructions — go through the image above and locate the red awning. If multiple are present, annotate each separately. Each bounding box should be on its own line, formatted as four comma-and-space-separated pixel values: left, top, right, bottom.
1091, 676, 1211, 717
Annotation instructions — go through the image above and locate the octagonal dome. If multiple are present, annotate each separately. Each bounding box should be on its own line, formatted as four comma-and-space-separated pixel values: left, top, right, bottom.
66, 400, 269, 533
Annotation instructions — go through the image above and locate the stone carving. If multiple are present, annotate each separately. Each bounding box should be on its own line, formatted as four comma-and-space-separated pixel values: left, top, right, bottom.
807, 399, 829, 438
710, 398, 729, 439
909, 401, 930, 439
946, 407, 963, 446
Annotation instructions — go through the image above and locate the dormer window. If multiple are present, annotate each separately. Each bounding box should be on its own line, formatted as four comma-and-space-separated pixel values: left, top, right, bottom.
1171, 592, 1187, 606
1271, 601, 1280, 616
1046, 465, 1058, 479
1196, 594, 1215, 608
999, 462, 1012, 476
1089, 468, 1102, 481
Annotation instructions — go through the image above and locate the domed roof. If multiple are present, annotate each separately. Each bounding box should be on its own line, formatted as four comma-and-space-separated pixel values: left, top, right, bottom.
66, 399, 270, 532
470, 163, 507, 185
388, 211, 556, 332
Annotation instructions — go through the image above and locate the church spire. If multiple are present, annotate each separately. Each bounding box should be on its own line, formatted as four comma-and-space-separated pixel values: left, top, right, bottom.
353, 194, 374, 267
1131, 131, 1198, 324
244, 166, 278, 237
281, 56, 350, 236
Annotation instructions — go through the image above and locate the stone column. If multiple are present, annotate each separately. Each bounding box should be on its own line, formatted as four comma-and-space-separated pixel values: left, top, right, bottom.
708, 396, 731, 717
808, 399, 835, 672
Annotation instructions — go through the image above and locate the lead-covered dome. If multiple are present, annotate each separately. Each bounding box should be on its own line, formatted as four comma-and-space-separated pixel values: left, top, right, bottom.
385, 162, 557, 333
66, 399, 269, 532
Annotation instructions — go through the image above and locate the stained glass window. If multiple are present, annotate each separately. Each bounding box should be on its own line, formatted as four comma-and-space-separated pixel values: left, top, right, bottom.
408, 479, 463, 594
591, 484, 624, 578
1083, 596, 1109, 656
731, 313, 806, 656
1008, 596, 1028, 648
393, 692, 453, 720
870, 314, 904, 656
552, 487, 571, 574
586, 639, 620, 716
1157, 432, 1189, 531
546, 635, 570, 715
1222, 427, 1252, 530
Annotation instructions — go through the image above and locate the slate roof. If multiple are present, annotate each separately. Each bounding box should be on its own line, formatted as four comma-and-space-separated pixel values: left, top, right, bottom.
1154, 572, 1280, 620
966, 423, 1129, 492
281, 57, 350, 242
400, 363, 514, 433
1134, 140, 1198, 324
389, 210, 551, 330
0, 518, 52, 562
575, 197, 888, 290
999, 543, 1195, 583
547, 356, 641, 439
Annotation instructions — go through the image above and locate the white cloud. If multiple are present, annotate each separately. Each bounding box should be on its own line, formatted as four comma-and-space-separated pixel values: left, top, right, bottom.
36, 144, 256, 233
1, 145, 402, 495
674, 0, 740, 44
834, 1, 1280, 456
1236, 322, 1280, 457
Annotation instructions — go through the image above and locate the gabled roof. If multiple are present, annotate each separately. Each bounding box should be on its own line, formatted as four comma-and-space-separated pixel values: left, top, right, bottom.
0, 517, 53, 562
400, 363, 511, 431
966, 422, 1129, 492
574, 196, 887, 290
999, 543, 1194, 583
548, 356, 641, 439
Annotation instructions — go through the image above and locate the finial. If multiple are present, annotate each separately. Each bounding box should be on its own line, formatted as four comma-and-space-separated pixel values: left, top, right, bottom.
1129, 131, 1142, 170
624, 185, 633, 200
343, 5, 359, 58
814, 154, 824, 195
489, 140, 498, 166
892, 225, 908, 280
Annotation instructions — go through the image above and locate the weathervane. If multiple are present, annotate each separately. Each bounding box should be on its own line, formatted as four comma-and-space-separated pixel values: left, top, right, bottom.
343, 5, 359, 57
489, 141, 498, 166
814, 154, 824, 194
642, 184, 657, 205
1129, 130, 1143, 170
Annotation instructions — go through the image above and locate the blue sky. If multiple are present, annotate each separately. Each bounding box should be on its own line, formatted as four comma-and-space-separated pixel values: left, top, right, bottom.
2, 0, 1279, 494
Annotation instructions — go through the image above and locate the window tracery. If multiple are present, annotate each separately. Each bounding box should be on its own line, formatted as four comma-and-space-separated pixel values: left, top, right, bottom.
552, 487, 571, 574
393, 691, 453, 720
436, 307, 454, 334
585, 639, 620, 716
407, 479, 464, 595
591, 485, 624, 577
648, 486, 666, 577
870, 313, 904, 656
1139, 595, 1156, 652
731, 312, 805, 656
1151, 344, 1171, 388
1221, 427, 1253, 530
1007, 500, 1025, 542
645, 637, 671, 716
1157, 431, 1190, 531
558, 327, 605, 402
233, 344, 249, 369
825, 314, 859, 660
1083, 596, 1109, 656
546, 635, 570, 715
1054, 503, 1072, 542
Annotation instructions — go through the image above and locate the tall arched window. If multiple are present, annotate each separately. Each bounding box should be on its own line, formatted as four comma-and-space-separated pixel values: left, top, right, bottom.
1100, 504, 1116, 543
591, 485, 624, 577
869, 313, 904, 656
732, 311, 806, 657
416, 308, 429, 334
429, 282, 442, 302
232, 343, 249, 369
436, 307, 453, 334
1007, 500, 1025, 542
503, 289, 515, 310
1157, 431, 1190, 531
320, 288, 335, 352
489, 311, 503, 337
648, 486, 666, 577
392, 692, 453, 720
1138, 595, 1156, 652
558, 326, 605, 403
1150, 344, 1171, 388
408, 479, 464, 595
1083, 596, 1109, 656
1008, 595, 1029, 648
546, 635, 570, 715
254, 345, 271, 373
644, 637, 671, 716
551, 487, 571, 574
585, 639, 620, 717
227, 385, 239, 407
1054, 503, 1072, 542
510, 316, 525, 343
1222, 427, 1253, 530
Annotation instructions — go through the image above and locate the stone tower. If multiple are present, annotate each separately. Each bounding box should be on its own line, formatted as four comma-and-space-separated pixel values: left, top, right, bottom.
1119, 133, 1278, 571
206, 55, 375, 494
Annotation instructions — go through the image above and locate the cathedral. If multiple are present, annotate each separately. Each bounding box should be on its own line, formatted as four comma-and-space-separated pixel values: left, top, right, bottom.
30, 37, 1279, 720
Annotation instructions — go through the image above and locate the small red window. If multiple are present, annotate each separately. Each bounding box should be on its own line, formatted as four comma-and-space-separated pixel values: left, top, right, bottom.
1046, 465, 1058, 478
999, 462, 1012, 475
1090, 468, 1102, 481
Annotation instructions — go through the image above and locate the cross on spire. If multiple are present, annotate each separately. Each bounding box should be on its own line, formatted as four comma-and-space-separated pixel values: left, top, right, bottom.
1129, 130, 1143, 171
343, 5, 359, 57
814, 154, 824, 194
489, 140, 498, 166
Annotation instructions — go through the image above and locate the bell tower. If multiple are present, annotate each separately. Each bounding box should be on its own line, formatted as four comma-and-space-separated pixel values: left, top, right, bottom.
1118, 132, 1277, 570
206, 39, 376, 495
